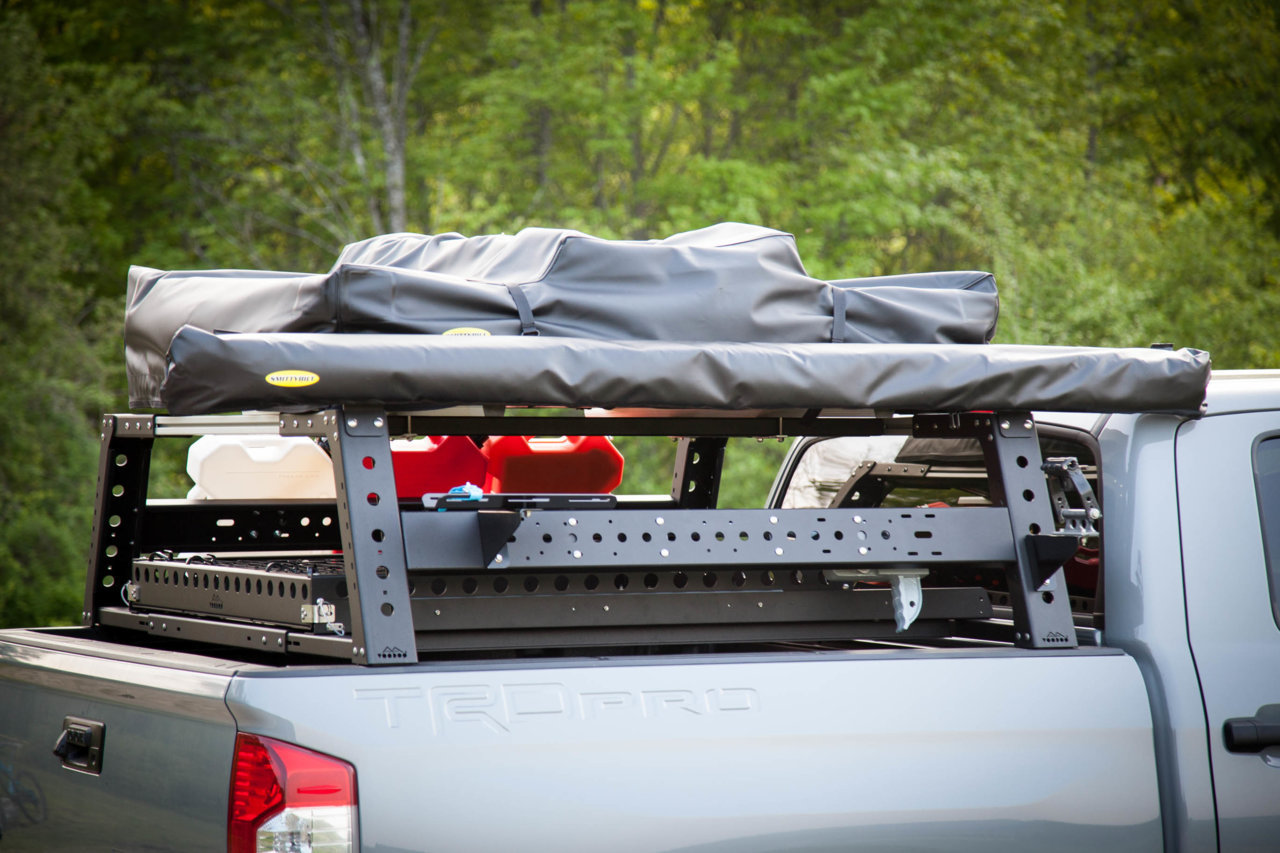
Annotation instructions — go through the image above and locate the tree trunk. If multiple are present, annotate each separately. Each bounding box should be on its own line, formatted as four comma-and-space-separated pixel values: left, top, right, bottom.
318, 0, 383, 234
347, 0, 409, 232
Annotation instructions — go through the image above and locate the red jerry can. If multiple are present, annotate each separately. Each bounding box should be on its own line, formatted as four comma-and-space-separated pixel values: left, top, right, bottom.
483, 435, 624, 494
390, 436, 488, 499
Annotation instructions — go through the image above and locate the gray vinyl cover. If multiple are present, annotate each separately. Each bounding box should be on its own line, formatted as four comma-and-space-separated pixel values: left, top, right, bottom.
160, 327, 1211, 416
124, 223, 1000, 409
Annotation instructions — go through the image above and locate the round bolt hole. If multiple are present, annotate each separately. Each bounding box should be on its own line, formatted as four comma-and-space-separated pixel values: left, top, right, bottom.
111, 484, 124, 497
702, 572, 718, 588
1022, 489, 1035, 502
761, 570, 776, 586
493, 577, 509, 593
462, 577, 478, 594
1016, 455, 1029, 468
1041, 591, 1055, 604
108, 514, 121, 528
375, 565, 390, 579
1029, 523, 1041, 535
362, 456, 375, 470
371, 529, 385, 542
643, 573, 659, 589
614, 573, 629, 590
367, 492, 380, 506
380, 602, 394, 616
524, 576, 540, 592
584, 574, 600, 591
105, 545, 118, 558
732, 571, 747, 587
554, 575, 570, 591
673, 571, 688, 589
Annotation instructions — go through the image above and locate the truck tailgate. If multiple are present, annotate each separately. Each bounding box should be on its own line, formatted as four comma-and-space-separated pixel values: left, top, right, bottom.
228, 647, 1161, 853
0, 629, 240, 852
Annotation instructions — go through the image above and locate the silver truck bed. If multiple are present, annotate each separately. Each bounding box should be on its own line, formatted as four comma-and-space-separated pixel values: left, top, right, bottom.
0, 629, 1160, 852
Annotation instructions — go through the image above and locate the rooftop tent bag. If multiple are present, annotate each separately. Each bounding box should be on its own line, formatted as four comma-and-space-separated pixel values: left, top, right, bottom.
159, 330, 1211, 416
124, 223, 999, 409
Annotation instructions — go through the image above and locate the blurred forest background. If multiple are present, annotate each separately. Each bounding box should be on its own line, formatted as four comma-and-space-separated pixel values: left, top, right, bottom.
1, 0, 1277, 627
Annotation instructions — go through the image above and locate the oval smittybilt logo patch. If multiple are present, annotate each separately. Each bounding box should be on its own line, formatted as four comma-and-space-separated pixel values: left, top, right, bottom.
265, 370, 320, 388
442, 327, 491, 336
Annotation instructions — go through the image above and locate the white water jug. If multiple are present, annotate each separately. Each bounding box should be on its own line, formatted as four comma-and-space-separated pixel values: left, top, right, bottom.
186, 435, 336, 500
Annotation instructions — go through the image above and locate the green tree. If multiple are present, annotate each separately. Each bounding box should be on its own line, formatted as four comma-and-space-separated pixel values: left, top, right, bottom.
3, 0, 1278, 627
0, 10, 136, 626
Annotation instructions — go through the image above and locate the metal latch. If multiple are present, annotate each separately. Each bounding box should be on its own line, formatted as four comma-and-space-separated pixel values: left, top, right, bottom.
1042, 457, 1101, 539
53, 716, 105, 775
300, 598, 343, 635
823, 568, 929, 632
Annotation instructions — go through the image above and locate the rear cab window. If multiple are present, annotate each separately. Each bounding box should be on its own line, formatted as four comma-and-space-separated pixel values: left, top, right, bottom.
1254, 435, 1280, 630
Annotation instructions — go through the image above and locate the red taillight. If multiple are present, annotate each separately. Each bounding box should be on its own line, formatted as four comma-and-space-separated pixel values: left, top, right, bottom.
229, 733, 357, 852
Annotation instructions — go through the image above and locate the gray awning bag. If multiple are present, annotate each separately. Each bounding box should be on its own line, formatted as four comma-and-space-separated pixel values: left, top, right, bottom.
125, 223, 998, 408
161, 328, 1211, 416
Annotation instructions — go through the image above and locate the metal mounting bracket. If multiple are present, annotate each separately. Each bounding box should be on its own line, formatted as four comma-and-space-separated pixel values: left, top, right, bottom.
330, 406, 418, 665
823, 567, 929, 631
1043, 457, 1101, 539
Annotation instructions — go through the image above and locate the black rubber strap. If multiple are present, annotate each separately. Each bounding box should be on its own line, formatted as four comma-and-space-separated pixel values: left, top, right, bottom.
831, 286, 847, 343
506, 285, 539, 336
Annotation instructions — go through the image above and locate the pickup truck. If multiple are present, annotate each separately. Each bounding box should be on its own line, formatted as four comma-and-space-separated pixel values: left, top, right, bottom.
1, 227, 1276, 851
3, 369, 1278, 852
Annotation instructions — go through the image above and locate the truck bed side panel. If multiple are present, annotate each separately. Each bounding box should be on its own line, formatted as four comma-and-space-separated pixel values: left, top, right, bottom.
229, 649, 1161, 853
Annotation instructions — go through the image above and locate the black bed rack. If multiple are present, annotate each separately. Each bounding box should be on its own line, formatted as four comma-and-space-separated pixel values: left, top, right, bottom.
84, 407, 1084, 664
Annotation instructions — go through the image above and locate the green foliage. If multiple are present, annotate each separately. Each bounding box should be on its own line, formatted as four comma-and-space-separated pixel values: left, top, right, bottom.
2, 0, 1277, 627
0, 11, 120, 627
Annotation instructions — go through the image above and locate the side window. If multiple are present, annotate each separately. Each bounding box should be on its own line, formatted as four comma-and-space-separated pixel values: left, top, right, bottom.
1254, 435, 1280, 630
